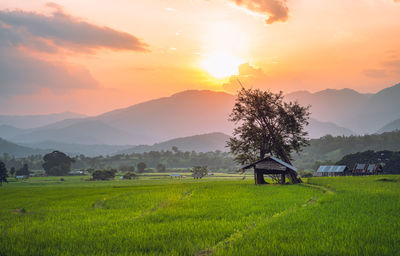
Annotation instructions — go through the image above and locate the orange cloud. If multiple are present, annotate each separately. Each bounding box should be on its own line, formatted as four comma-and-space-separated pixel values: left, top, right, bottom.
0, 3, 149, 52
230, 0, 289, 24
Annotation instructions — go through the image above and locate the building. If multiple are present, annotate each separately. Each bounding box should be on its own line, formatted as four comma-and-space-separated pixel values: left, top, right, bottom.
315, 165, 349, 177
242, 155, 301, 185
353, 163, 383, 175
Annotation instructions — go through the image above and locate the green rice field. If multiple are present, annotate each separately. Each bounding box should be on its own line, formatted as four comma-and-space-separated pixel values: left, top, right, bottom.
1, 175, 399, 255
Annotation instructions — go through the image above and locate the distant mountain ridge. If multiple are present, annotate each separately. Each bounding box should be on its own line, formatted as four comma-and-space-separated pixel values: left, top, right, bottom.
286, 83, 400, 134
117, 132, 231, 154
0, 137, 50, 157
1, 83, 400, 149
377, 118, 400, 134
0, 112, 86, 129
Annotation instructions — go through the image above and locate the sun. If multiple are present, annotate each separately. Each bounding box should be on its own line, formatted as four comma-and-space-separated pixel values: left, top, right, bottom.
201, 53, 242, 79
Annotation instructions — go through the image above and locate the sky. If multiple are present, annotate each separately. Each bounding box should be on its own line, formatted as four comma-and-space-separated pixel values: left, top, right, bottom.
0, 0, 399, 115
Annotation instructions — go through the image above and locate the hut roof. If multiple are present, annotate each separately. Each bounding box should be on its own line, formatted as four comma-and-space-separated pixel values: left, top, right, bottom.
317, 165, 348, 173
242, 155, 297, 171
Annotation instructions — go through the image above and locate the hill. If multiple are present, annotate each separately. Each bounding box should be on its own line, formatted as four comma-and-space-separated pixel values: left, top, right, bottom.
294, 130, 400, 170
4, 84, 400, 146
0, 90, 367, 147
11, 120, 130, 145
308, 118, 355, 138
21, 141, 133, 157
376, 118, 400, 134
286, 83, 400, 134
0, 112, 86, 129
96, 90, 236, 144
117, 132, 231, 154
0, 137, 49, 157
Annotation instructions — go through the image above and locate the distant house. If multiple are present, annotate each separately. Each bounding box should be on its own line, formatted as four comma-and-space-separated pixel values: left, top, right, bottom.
353, 163, 383, 175
69, 170, 84, 176
315, 165, 349, 177
170, 174, 181, 178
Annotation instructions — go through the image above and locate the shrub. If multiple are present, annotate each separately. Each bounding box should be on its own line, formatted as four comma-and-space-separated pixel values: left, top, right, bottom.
92, 169, 117, 181
122, 172, 137, 180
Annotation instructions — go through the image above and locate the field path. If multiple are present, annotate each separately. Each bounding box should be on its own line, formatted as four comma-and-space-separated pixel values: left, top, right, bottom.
195, 182, 333, 256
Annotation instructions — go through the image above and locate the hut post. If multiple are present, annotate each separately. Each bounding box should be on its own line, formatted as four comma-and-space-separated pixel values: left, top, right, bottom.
281, 172, 285, 184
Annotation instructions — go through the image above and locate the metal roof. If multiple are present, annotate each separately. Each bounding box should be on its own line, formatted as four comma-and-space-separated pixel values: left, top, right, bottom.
317, 165, 347, 173
242, 155, 297, 171
355, 164, 366, 170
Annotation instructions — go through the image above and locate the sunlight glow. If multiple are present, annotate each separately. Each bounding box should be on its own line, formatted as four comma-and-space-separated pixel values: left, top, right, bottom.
201, 53, 242, 79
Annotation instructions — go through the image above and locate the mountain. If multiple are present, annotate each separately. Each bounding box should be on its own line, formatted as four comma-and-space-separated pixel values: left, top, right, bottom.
308, 118, 355, 138
0, 125, 26, 139
286, 83, 400, 134
118, 132, 231, 154
0, 112, 86, 129
285, 88, 372, 132
377, 118, 400, 134
1, 90, 359, 147
21, 141, 133, 157
354, 83, 400, 133
10, 120, 130, 145
0, 137, 50, 157
96, 90, 236, 144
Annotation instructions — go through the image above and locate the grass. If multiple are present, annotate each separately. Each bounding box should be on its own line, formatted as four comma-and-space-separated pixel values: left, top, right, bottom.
0, 175, 399, 255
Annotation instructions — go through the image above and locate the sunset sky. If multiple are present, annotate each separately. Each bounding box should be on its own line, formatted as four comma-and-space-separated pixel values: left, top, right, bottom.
1, 0, 399, 115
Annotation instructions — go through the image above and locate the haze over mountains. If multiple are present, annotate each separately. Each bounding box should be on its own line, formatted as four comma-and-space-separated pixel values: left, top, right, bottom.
0, 83, 400, 157
0, 112, 86, 129
286, 83, 400, 134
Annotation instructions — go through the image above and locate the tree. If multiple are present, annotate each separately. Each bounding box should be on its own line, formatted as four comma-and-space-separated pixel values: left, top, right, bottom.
0, 161, 8, 186
137, 162, 147, 173
122, 172, 137, 180
16, 163, 30, 176
191, 166, 208, 179
228, 87, 310, 167
42, 151, 75, 176
10, 167, 15, 177
92, 169, 117, 180
156, 163, 166, 172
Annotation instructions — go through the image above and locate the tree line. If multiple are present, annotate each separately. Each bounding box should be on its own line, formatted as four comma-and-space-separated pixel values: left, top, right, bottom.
0, 148, 238, 175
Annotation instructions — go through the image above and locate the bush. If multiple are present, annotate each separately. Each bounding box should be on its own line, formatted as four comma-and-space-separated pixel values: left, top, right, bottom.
122, 172, 137, 180
92, 169, 117, 181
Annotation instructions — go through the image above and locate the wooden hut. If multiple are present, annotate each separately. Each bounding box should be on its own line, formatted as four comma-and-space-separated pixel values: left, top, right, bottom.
242, 156, 301, 185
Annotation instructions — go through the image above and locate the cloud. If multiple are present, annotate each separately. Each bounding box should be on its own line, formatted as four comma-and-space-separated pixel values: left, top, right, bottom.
0, 3, 151, 98
0, 49, 98, 96
223, 63, 268, 92
230, 0, 289, 24
0, 3, 149, 52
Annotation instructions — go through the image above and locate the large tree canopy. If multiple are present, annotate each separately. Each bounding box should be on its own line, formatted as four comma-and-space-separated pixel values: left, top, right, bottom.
228, 88, 310, 165
42, 151, 75, 176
